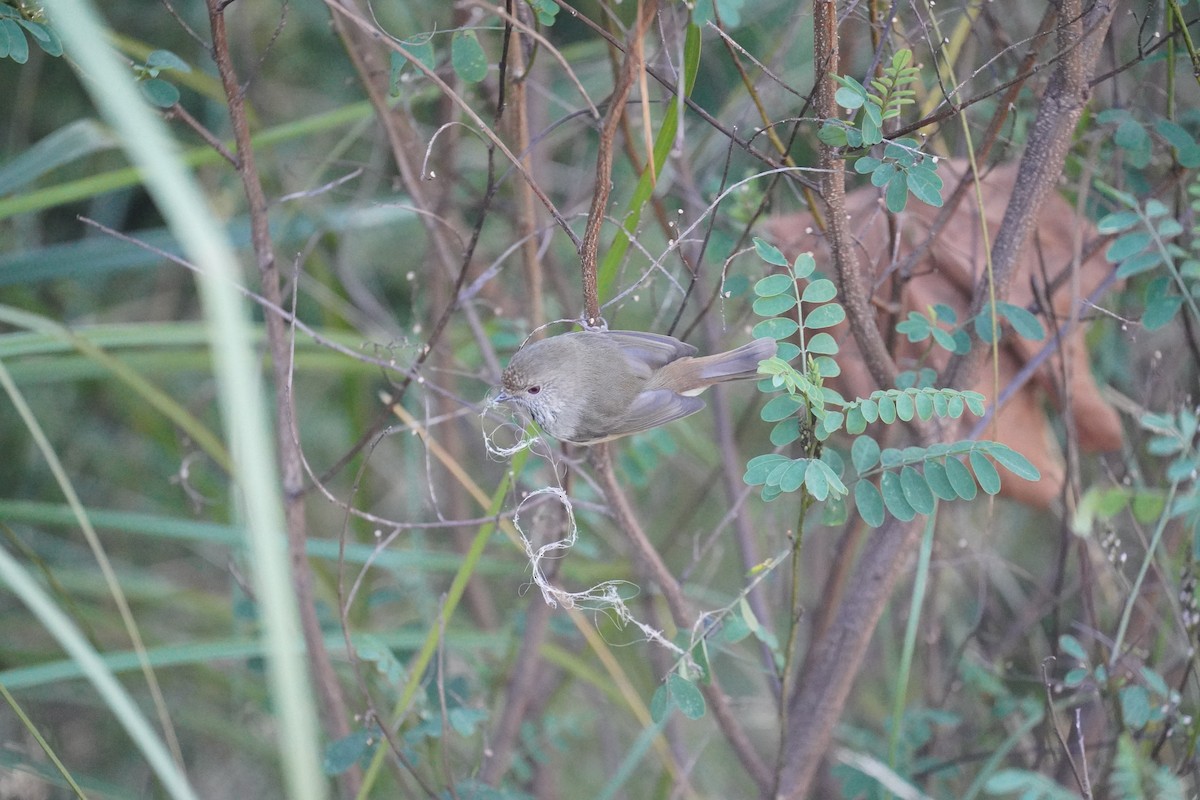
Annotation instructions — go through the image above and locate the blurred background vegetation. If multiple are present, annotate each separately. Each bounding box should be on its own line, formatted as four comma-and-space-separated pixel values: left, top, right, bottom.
1, 0, 1199, 798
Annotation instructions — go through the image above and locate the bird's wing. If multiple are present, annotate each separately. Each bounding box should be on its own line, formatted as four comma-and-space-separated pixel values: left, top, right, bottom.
594, 389, 705, 440
603, 330, 698, 370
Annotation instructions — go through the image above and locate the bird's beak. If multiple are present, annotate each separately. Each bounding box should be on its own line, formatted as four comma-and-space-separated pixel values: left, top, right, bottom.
494, 390, 513, 405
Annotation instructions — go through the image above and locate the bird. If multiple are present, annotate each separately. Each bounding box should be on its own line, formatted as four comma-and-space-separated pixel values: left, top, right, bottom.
494, 329, 777, 444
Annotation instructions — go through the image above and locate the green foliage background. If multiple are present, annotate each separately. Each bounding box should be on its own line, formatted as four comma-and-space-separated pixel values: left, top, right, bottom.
0, 0, 1198, 798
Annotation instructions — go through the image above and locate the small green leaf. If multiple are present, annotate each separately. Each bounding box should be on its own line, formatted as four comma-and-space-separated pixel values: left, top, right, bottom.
776, 342, 801, 361
323, 728, 379, 776
807, 332, 839, 354
854, 480, 885, 527
1096, 210, 1140, 234
802, 278, 838, 303
804, 303, 846, 329
1105, 231, 1151, 262
906, 165, 944, 207
760, 393, 805, 422
900, 466, 935, 514
1058, 634, 1088, 662
923, 460, 956, 501
944, 457, 977, 500
884, 171, 909, 212
996, 302, 1045, 341
852, 435, 881, 473
754, 273, 794, 296
814, 356, 840, 378
817, 123, 849, 147
1120, 685, 1151, 730
969, 450, 1001, 495
895, 392, 915, 421
752, 293, 797, 316
963, 391, 986, 417
754, 237, 789, 266
985, 443, 1041, 481
914, 392, 934, 420
1117, 251, 1163, 278
139, 78, 180, 108
792, 252, 816, 280
846, 405, 866, 434
860, 399, 878, 423
744, 454, 789, 485
650, 683, 671, 723
3, 19, 29, 63
753, 317, 800, 340
1143, 277, 1183, 330
451, 31, 489, 83
777, 459, 808, 493
804, 461, 829, 500
880, 471, 916, 521
145, 49, 191, 72
771, 417, 802, 446
877, 394, 897, 424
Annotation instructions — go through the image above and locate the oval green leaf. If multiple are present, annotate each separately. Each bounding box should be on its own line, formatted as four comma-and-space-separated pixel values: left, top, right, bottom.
451, 31, 489, 83
754, 273, 794, 297
752, 293, 797, 316
944, 457, 977, 500
900, 466, 935, 514
854, 480, 885, 527
807, 332, 839, 355
880, 471, 916, 521
851, 435, 881, 473
803, 302, 846, 329
923, 460, 956, 501
802, 278, 837, 303
753, 317, 799, 340
969, 450, 1001, 495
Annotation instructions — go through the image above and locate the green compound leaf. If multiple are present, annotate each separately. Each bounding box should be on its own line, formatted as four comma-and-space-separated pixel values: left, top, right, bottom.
854, 480, 885, 527
969, 450, 1001, 495
900, 466, 935, 514
944, 457, 977, 500
880, 471, 916, 521
754, 273, 794, 296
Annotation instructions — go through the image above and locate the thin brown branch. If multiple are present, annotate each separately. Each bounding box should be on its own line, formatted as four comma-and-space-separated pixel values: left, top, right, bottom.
204, 4, 358, 795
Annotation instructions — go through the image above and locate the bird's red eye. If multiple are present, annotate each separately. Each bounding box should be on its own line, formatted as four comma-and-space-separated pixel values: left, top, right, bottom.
527, 386, 541, 395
